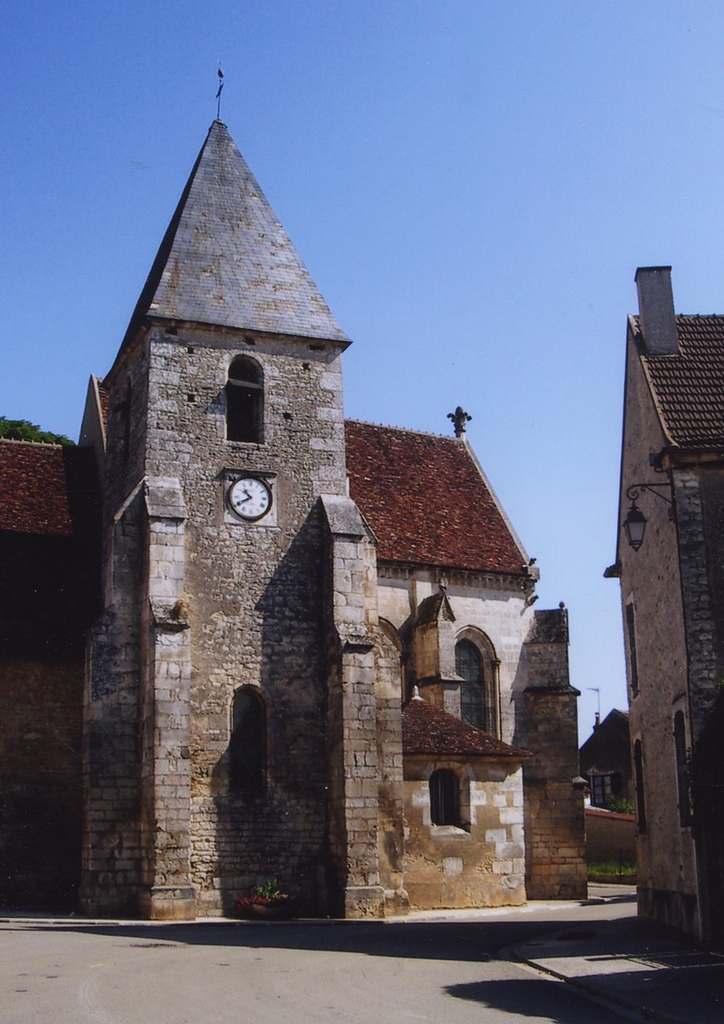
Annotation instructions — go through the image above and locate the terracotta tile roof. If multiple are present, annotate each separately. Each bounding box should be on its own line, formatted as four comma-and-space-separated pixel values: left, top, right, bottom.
0, 441, 74, 535
402, 696, 530, 759
636, 315, 724, 449
344, 420, 526, 575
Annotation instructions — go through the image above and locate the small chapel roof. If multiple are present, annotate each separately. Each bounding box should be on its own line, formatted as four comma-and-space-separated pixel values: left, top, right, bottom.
344, 420, 528, 576
634, 315, 724, 449
122, 120, 349, 347
402, 695, 530, 759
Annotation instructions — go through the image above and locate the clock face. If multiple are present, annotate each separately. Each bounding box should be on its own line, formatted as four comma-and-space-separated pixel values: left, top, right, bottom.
228, 476, 272, 521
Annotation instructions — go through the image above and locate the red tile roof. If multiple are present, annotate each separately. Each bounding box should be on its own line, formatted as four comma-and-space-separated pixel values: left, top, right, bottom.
402, 696, 530, 758
344, 420, 526, 575
637, 316, 724, 449
0, 440, 74, 535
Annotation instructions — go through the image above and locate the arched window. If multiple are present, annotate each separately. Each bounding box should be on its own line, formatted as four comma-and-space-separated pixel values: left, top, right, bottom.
226, 357, 263, 442
429, 770, 459, 826
673, 712, 691, 826
456, 639, 484, 729
229, 688, 266, 795
633, 738, 646, 834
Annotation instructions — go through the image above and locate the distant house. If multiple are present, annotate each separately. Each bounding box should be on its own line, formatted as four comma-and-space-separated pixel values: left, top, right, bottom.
579, 709, 633, 809
606, 266, 724, 942
580, 710, 636, 868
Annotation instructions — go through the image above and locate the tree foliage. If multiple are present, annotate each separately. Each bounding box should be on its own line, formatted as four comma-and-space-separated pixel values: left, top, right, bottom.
0, 417, 74, 446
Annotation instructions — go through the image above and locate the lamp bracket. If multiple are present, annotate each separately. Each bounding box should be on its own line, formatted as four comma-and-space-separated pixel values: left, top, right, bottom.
626, 482, 673, 510
622, 483, 675, 507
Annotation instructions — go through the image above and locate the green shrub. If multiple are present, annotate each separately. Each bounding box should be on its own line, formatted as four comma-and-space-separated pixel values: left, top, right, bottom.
587, 860, 636, 877
605, 795, 635, 814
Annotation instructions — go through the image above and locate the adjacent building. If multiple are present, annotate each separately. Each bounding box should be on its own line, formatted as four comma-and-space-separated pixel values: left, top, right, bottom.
606, 266, 724, 942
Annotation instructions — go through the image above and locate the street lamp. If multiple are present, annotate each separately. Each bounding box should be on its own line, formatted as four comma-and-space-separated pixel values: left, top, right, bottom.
623, 502, 647, 551
622, 483, 673, 551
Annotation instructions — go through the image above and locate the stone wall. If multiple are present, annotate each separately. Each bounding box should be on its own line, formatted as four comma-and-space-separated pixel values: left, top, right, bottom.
403, 756, 526, 909
321, 496, 382, 917
522, 609, 586, 900
0, 655, 83, 909
585, 808, 637, 865
82, 489, 144, 916
374, 624, 407, 913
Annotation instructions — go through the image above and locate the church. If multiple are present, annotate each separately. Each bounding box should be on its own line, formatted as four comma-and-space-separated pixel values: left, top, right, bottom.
0, 121, 585, 918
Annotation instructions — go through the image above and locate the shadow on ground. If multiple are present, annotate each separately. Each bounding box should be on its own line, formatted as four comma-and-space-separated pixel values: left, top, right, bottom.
6, 914, 625, 963
446, 978, 617, 1022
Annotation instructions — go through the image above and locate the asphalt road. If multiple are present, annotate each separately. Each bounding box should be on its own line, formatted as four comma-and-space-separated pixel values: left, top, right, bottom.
0, 898, 642, 1024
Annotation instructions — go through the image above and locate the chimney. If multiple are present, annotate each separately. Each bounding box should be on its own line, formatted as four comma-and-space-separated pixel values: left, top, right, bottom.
594, 712, 600, 729
634, 266, 679, 355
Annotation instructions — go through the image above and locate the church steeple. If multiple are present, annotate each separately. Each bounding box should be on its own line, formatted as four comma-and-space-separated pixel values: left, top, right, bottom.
124, 120, 349, 345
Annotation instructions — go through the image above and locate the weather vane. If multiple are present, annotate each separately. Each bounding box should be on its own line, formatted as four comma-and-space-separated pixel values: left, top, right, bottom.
216, 64, 224, 121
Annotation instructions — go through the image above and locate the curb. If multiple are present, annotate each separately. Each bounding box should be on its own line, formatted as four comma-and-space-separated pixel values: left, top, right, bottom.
510, 950, 689, 1024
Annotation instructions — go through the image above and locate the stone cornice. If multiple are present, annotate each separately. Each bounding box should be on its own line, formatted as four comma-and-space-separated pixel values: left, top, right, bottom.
377, 561, 530, 593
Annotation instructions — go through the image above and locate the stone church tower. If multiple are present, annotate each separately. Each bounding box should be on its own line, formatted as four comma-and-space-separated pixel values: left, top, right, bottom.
0, 117, 583, 921
82, 120, 400, 919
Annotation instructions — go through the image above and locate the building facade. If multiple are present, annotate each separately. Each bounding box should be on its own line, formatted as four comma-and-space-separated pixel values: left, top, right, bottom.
607, 266, 724, 942
1, 121, 586, 918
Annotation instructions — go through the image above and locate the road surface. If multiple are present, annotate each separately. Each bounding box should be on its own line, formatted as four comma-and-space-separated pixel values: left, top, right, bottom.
0, 896, 643, 1023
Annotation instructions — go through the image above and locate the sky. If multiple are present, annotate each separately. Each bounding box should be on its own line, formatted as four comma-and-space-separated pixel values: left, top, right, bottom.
2, 0, 724, 739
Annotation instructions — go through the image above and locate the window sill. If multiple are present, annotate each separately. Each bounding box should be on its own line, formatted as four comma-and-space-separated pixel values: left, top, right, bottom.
430, 825, 471, 839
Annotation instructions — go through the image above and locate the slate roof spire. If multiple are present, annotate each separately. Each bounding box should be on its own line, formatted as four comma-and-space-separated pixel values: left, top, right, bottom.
123, 120, 349, 345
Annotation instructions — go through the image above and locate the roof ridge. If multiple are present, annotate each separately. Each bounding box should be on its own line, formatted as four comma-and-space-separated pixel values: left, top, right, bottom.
0, 437, 66, 449
345, 418, 458, 441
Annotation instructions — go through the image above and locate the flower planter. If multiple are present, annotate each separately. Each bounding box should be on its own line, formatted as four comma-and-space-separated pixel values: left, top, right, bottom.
250, 900, 294, 920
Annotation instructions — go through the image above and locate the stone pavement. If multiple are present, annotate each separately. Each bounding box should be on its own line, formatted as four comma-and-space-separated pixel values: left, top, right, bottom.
509, 885, 724, 1024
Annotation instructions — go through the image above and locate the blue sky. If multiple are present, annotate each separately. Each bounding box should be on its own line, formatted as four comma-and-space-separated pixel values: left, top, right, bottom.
3, 1, 724, 738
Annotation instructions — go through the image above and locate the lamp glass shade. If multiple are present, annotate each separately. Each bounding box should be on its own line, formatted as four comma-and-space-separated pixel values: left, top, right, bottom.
624, 502, 647, 550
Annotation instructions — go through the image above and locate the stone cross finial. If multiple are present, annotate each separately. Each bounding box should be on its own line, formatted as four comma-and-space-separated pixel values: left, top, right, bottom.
447, 406, 472, 437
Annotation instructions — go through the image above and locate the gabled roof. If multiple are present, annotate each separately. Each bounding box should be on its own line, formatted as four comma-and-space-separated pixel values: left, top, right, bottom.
402, 695, 530, 759
0, 440, 75, 535
123, 120, 348, 345
344, 420, 528, 575
634, 315, 724, 449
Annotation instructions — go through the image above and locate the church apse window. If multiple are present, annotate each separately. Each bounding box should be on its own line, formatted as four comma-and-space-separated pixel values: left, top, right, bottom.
456, 639, 485, 730
229, 688, 266, 796
226, 356, 263, 442
429, 770, 460, 826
